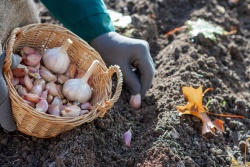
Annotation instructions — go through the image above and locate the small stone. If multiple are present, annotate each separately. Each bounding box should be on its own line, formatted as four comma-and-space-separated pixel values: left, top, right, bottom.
235, 99, 246, 108
0, 138, 8, 145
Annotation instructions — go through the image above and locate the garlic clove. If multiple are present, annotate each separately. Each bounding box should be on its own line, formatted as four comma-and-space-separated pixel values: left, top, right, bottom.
24, 100, 35, 108
11, 77, 19, 86
12, 64, 28, 77
47, 94, 53, 104
123, 128, 132, 147
46, 82, 59, 96
23, 53, 41, 67
30, 84, 43, 96
16, 85, 28, 97
51, 96, 62, 106
57, 74, 69, 84
80, 102, 91, 110
56, 84, 64, 99
65, 63, 77, 79
28, 72, 40, 79
39, 70, 57, 82
23, 93, 41, 103
48, 105, 60, 116
18, 77, 25, 86
24, 74, 33, 91
41, 90, 48, 99
33, 78, 46, 90
35, 99, 48, 112
42, 39, 72, 74
75, 69, 85, 78
79, 110, 89, 116
59, 105, 66, 112
60, 105, 81, 117
129, 93, 141, 109
27, 65, 39, 73
22, 46, 35, 55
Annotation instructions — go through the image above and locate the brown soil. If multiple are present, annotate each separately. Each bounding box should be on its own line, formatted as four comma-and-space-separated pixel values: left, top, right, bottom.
1, 0, 250, 166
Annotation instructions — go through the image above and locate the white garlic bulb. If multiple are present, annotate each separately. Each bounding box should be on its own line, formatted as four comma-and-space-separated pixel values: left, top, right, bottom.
62, 60, 101, 103
42, 39, 72, 74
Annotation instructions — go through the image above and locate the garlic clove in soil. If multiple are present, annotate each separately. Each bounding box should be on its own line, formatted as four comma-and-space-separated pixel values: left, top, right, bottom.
62, 60, 101, 103
42, 39, 72, 74
129, 93, 141, 109
123, 128, 132, 147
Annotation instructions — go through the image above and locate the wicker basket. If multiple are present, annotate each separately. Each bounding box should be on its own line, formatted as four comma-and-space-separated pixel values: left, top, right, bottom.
3, 24, 123, 138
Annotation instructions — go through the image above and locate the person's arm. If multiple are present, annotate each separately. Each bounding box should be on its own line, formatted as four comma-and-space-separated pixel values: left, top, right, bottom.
40, 0, 115, 43
41, 0, 155, 109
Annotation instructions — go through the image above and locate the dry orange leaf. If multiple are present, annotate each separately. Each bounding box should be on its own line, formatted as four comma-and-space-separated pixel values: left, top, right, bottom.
176, 85, 224, 135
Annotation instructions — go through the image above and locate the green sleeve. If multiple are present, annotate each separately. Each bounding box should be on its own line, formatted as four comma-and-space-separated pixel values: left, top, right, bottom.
40, 0, 115, 43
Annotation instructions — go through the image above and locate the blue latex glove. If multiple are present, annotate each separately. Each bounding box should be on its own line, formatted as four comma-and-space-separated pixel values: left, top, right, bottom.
91, 32, 155, 109
0, 52, 21, 131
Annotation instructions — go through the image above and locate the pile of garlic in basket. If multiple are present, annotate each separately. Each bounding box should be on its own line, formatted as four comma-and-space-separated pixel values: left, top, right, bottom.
11, 38, 100, 117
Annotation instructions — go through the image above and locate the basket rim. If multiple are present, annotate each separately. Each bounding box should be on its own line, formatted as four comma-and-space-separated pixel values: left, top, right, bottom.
3, 23, 123, 137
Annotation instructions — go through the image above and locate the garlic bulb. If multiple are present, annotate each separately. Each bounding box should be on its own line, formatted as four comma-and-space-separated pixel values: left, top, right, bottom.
42, 39, 72, 74
62, 60, 101, 103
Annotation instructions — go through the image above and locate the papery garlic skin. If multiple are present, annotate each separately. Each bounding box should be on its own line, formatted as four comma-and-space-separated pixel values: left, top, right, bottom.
42, 39, 72, 74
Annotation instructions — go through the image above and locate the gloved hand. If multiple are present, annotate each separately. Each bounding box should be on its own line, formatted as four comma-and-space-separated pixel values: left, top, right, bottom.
0, 52, 21, 131
90, 32, 155, 109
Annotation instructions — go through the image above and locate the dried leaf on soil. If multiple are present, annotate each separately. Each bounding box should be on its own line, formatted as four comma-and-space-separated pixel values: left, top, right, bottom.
176, 85, 224, 135
176, 86, 243, 135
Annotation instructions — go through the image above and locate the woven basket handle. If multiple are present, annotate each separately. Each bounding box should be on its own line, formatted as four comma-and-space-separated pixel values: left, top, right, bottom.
97, 65, 123, 117
3, 28, 23, 72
